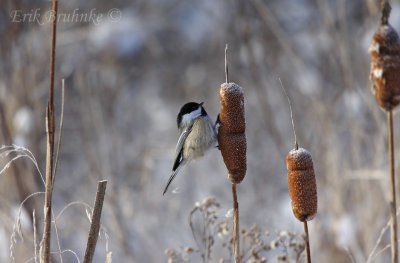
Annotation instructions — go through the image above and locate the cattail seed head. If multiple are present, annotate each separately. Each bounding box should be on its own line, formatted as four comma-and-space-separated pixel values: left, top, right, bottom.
218, 82, 247, 184
286, 148, 317, 222
219, 83, 246, 133
369, 2, 400, 111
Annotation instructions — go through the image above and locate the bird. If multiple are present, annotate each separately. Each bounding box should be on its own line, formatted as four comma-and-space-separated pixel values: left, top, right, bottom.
163, 102, 218, 195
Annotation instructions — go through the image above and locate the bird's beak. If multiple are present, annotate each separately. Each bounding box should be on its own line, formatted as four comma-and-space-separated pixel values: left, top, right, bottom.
200, 102, 204, 106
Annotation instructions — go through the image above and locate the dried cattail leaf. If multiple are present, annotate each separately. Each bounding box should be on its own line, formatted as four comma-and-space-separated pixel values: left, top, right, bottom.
286, 148, 317, 222
218, 82, 247, 184
369, 4, 400, 111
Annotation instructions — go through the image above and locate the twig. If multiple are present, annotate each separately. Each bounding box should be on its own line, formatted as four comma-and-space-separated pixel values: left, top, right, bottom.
232, 183, 240, 263
366, 207, 400, 262
388, 110, 398, 263
372, 244, 392, 262
83, 180, 108, 263
278, 78, 298, 150
367, 219, 390, 263
225, 44, 229, 83
41, 0, 58, 262
303, 221, 311, 263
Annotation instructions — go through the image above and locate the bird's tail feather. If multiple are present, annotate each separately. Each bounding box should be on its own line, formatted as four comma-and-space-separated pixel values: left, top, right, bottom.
163, 162, 184, 195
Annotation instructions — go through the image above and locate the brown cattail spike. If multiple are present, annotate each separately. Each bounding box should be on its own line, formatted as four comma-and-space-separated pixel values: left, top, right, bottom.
286, 148, 317, 222
218, 83, 247, 184
369, 1, 400, 111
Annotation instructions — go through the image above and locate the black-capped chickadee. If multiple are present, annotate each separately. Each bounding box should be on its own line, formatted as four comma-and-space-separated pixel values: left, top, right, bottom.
163, 102, 218, 195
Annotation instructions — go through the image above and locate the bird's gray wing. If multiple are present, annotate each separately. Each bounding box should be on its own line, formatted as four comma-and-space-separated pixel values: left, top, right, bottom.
175, 124, 193, 157
163, 125, 193, 195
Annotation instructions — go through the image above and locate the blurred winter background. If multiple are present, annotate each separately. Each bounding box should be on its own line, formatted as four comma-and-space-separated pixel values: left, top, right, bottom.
0, 0, 399, 262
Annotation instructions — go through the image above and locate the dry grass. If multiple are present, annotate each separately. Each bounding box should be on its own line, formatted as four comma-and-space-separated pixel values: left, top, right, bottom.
1, 144, 110, 262
167, 197, 306, 263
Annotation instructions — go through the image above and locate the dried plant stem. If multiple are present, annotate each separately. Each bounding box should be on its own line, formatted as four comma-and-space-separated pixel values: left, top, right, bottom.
225, 44, 229, 83
33, 210, 39, 263
232, 183, 240, 263
49, 0, 57, 108
388, 110, 398, 263
83, 180, 108, 263
303, 221, 311, 263
41, 1, 58, 262
53, 79, 65, 185
46, 80, 65, 263
42, 102, 55, 263
52, 211, 64, 263
278, 78, 298, 150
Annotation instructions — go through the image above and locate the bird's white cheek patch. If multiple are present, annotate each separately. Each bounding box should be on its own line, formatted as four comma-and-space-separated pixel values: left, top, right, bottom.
181, 114, 192, 126
181, 107, 202, 126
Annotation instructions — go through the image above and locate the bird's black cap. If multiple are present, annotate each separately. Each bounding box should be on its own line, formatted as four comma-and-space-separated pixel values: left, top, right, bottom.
176, 102, 206, 127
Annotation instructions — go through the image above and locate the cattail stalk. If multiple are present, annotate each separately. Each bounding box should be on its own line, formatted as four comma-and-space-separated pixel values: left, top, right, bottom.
218, 45, 247, 263
226, 44, 240, 263
232, 183, 239, 263
369, 1, 400, 262
280, 80, 316, 263
41, 0, 58, 262
388, 110, 398, 263
304, 221, 311, 263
